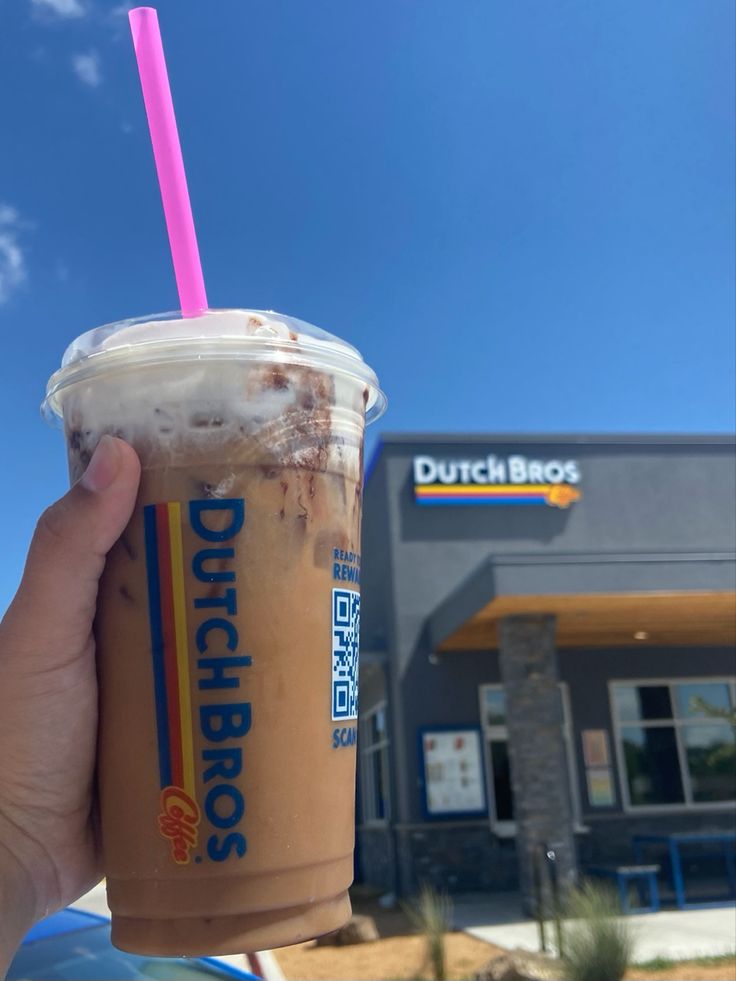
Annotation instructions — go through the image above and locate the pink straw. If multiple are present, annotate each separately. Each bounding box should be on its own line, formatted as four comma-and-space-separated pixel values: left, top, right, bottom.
129, 7, 208, 317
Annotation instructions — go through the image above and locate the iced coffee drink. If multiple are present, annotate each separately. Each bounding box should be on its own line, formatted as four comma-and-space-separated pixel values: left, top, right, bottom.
44, 309, 385, 955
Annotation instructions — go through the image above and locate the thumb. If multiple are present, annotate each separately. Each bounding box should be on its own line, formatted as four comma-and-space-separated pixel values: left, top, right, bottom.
3, 436, 141, 659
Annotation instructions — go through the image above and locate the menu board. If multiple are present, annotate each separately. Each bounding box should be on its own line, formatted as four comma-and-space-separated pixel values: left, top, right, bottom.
421, 728, 486, 817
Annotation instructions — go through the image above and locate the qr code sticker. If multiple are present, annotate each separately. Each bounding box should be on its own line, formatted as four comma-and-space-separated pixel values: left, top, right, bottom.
332, 588, 360, 721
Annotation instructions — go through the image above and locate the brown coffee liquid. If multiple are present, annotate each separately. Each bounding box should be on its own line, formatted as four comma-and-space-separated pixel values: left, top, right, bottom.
95, 459, 362, 955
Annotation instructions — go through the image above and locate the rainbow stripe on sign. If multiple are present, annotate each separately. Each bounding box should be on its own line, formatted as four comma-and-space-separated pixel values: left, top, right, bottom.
414, 484, 581, 508
144, 502, 200, 863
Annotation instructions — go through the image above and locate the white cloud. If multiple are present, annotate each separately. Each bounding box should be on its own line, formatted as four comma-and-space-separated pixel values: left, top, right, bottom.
107, 3, 133, 42
31, 0, 86, 18
0, 206, 20, 226
0, 207, 28, 306
72, 50, 101, 87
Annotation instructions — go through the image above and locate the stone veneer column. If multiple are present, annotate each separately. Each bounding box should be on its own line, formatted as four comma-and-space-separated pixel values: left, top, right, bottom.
498, 614, 578, 912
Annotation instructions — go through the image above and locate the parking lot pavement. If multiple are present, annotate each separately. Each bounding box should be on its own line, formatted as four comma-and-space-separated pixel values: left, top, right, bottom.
452, 893, 736, 963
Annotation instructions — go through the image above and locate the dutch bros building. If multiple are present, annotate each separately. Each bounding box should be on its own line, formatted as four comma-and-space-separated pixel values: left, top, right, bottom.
356, 434, 736, 907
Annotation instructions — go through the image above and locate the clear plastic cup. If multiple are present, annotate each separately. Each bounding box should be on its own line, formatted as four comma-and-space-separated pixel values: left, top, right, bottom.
43, 309, 385, 955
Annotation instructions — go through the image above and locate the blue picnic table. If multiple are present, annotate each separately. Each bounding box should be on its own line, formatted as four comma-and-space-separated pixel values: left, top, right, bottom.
632, 831, 736, 910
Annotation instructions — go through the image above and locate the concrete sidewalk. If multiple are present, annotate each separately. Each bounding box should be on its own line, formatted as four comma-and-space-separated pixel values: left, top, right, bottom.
453, 893, 736, 963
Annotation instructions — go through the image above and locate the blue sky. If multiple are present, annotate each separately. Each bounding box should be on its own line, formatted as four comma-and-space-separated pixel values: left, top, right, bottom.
0, 0, 734, 609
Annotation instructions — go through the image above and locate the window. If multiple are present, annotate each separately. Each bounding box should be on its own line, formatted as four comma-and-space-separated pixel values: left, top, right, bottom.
611, 679, 736, 810
359, 702, 391, 823
479, 684, 582, 833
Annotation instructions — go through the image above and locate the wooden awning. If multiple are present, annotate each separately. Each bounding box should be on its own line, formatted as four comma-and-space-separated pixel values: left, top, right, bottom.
438, 591, 736, 650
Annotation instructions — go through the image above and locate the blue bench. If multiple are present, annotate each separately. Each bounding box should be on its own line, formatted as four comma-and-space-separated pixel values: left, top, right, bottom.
587, 864, 660, 914
633, 832, 736, 909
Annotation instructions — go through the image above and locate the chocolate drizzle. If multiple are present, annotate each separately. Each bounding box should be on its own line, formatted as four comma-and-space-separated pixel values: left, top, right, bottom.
279, 479, 289, 520
68, 429, 93, 472
62, 353, 363, 488
266, 367, 290, 391
296, 490, 309, 526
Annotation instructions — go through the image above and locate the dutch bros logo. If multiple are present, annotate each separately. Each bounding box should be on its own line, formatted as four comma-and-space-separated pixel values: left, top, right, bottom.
158, 787, 200, 864
413, 454, 582, 508
144, 498, 251, 865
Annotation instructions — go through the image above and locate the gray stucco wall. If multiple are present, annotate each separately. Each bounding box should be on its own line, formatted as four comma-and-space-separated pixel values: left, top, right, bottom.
359, 661, 387, 711
360, 447, 395, 654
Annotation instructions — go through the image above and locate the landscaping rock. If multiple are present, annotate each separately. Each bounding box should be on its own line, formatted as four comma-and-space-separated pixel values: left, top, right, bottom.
473, 948, 564, 981
314, 913, 380, 946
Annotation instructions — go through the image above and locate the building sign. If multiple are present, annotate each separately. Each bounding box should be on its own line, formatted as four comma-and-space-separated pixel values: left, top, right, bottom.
420, 727, 487, 818
413, 454, 582, 508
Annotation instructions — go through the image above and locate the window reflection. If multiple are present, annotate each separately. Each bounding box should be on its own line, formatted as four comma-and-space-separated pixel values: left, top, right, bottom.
621, 726, 685, 805
675, 683, 732, 720
683, 724, 736, 803
613, 680, 736, 809
484, 688, 507, 727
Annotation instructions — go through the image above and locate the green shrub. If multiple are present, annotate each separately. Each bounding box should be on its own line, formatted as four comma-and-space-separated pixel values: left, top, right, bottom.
404, 883, 453, 981
562, 880, 634, 981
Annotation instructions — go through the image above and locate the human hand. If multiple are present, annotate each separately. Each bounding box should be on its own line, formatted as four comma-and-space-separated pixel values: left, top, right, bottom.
0, 436, 140, 975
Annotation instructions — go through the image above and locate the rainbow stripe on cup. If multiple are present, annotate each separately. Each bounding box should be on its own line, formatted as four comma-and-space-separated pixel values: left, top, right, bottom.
144, 502, 201, 863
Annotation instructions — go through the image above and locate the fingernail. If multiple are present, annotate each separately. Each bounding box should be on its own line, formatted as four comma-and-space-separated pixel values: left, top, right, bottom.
81, 436, 121, 493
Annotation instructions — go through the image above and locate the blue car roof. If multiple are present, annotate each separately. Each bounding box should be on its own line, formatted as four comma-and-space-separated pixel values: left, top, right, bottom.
20, 908, 260, 980
22, 908, 108, 944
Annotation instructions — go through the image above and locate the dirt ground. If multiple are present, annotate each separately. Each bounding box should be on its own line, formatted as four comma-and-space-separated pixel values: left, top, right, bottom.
273, 894, 736, 981
625, 965, 736, 980
274, 896, 498, 981
275, 932, 499, 981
